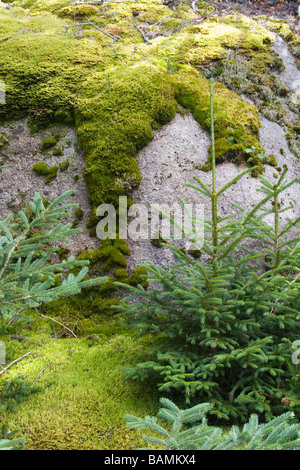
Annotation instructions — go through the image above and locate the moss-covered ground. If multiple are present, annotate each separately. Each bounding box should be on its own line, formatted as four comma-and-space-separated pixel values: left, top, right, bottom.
0, 312, 159, 450
0, 0, 299, 450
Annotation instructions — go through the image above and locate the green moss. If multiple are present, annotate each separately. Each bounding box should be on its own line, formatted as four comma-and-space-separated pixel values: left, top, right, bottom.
32, 162, 59, 183
77, 249, 101, 264
0, 7, 270, 216
76, 63, 178, 210
172, 66, 263, 171
41, 138, 57, 151
90, 296, 120, 315
60, 4, 98, 19
59, 160, 69, 171
58, 247, 70, 260
128, 267, 149, 290
263, 17, 300, 54
0, 132, 8, 148
214, 138, 231, 161
151, 234, 167, 248
74, 208, 84, 221
97, 277, 116, 294
1, 333, 159, 450
72, 219, 79, 228
75, 239, 130, 274
198, 1, 215, 16
0, 8, 115, 129
32, 162, 48, 175
101, 248, 127, 272
54, 108, 74, 125
268, 154, 278, 167
113, 239, 131, 256
53, 147, 63, 156
86, 214, 100, 229
42, 198, 50, 208
188, 249, 202, 259
89, 228, 97, 238
114, 268, 128, 281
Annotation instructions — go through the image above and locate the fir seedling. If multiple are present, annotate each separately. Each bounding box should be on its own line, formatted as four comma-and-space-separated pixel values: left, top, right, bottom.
116, 80, 300, 421
126, 398, 300, 450
0, 190, 108, 319
0, 436, 25, 450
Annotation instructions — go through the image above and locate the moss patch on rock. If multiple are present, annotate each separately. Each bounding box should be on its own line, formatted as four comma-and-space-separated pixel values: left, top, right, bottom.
0, 6, 272, 188
0, 5, 276, 334
76, 62, 178, 210
172, 66, 264, 172
32, 161, 59, 183
197, 16, 300, 160
262, 17, 300, 62
41, 137, 57, 151
0, 132, 9, 148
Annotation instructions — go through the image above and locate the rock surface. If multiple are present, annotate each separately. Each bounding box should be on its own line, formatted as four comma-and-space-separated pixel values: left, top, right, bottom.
0, 119, 99, 255
127, 34, 300, 270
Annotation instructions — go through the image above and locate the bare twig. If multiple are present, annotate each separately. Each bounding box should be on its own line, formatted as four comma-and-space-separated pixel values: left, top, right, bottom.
235, 36, 245, 73
1, 351, 33, 373
87, 20, 121, 40
32, 363, 52, 385
148, 15, 170, 38
36, 311, 77, 338
62, 21, 120, 41
11, 335, 41, 346
0, 364, 8, 378
134, 23, 152, 45
6, 308, 24, 326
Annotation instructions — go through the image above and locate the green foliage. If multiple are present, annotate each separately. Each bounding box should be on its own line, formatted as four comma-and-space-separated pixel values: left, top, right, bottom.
0, 436, 25, 450
126, 397, 300, 450
116, 82, 300, 422
0, 190, 108, 319
0, 375, 40, 414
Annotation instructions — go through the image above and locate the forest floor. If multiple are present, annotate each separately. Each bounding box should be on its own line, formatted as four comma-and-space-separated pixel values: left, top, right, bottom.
1, 0, 300, 451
